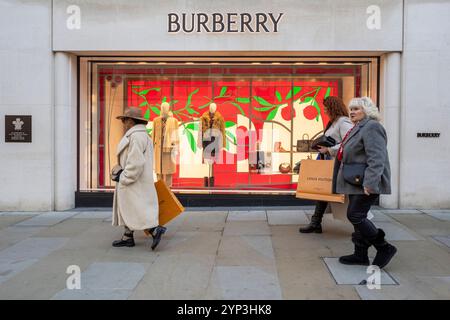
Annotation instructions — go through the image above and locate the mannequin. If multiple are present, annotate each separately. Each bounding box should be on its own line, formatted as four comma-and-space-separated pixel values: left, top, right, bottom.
152, 102, 179, 187
197, 103, 226, 187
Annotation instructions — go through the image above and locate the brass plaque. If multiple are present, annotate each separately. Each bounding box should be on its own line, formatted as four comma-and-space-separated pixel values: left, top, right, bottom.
5, 115, 32, 143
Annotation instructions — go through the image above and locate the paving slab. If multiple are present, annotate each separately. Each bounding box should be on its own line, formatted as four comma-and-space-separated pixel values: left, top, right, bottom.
208, 266, 282, 300
227, 211, 267, 221
432, 236, 450, 249
0, 237, 69, 285
374, 222, 422, 241
216, 235, 275, 267
323, 258, 397, 285
177, 211, 227, 232
274, 257, 361, 300
223, 221, 271, 236
267, 210, 309, 225
161, 231, 222, 256
386, 214, 450, 237
130, 254, 216, 300
52, 262, 147, 300
355, 276, 450, 300
380, 209, 422, 214
0, 215, 36, 231
72, 211, 112, 219
14, 212, 79, 227
422, 211, 450, 222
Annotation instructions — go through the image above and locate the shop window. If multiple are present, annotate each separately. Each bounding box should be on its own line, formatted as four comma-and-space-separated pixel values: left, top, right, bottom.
79, 60, 377, 193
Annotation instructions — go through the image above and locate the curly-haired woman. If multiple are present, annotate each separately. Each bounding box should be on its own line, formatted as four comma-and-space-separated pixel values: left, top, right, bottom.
300, 96, 353, 233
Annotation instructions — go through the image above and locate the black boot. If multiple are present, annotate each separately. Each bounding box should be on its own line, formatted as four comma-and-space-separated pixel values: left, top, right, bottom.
370, 229, 397, 268
209, 177, 214, 187
299, 223, 322, 233
204, 177, 209, 187
112, 232, 135, 247
339, 244, 370, 266
151, 226, 167, 251
299, 204, 325, 233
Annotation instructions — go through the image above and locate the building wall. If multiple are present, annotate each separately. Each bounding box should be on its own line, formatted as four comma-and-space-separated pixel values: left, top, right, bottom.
0, 0, 449, 210
400, 0, 450, 208
0, 0, 54, 211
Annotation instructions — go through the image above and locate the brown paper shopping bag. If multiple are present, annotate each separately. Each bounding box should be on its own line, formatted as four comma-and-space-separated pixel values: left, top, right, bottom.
330, 195, 349, 221
154, 180, 185, 226
296, 159, 345, 203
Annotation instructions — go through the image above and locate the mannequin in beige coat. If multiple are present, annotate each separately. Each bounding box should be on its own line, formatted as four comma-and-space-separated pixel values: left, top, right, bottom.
152, 102, 179, 187
112, 107, 166, 251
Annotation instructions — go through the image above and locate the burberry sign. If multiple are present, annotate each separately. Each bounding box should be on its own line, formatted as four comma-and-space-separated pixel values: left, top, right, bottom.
5, 115, 32, 143
168, 13, 284, 33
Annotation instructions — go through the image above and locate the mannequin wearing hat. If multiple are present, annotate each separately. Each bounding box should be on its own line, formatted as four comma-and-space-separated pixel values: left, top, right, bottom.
197, 103, 226, 187
152, 102, 180, 187
111, 107, 166, 251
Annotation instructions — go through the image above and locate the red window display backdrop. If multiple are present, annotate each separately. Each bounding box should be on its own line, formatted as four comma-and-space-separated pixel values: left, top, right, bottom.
97, 66, 361, 190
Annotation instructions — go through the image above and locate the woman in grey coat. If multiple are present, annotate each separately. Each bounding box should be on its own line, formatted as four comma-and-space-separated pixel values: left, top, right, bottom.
300, 96, 353, 233
335, 97, 397, 268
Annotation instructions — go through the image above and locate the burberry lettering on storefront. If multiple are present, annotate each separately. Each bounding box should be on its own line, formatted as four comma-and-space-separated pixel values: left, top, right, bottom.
168, 13, 284, 33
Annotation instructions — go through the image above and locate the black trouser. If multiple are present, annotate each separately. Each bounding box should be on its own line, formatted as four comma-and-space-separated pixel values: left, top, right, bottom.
347, 194, 379, 246
310, 201, 329, 225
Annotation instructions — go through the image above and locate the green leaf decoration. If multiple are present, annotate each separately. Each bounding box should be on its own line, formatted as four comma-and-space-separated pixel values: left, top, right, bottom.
162, 96, 167, 103
286, 86, 302, 100
139, 101, 148, 107
266, 107, 279, 121
324, 87, 331, 99
185, 129, 197, 153
150, 107, 161, 115
146, 128, 153, 135
187, 107, 199, 115
225, 121, 236, 128
231, 102, 246, 115
225, 138, 230, 151
226, 131, 237, 145
144, 109, 150, 120
186, 123, 199, 131
253, 106, 273, 112
253, 96, 273, 107
276, 91, 282, 102
219, 86, 227, 97
198, 102, 212, 109
236, 97, 250, 104
186, 89, 200, 108
169, 100, 178, 106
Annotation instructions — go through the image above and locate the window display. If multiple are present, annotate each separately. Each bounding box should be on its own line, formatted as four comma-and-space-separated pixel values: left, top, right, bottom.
79, 59, 377, 194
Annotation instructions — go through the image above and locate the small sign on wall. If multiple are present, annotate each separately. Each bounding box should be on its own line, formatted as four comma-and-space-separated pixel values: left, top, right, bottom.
417, 132, 440, 138
5, 115, 32, 143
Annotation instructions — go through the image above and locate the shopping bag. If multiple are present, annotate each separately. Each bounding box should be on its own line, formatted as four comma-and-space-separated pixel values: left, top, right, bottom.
330, 195, 349, 221
154, 179, 185, 226
296, 159, 345, 203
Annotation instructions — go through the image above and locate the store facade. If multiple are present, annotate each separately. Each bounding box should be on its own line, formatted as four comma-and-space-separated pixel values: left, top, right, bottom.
2, 0, 449, 210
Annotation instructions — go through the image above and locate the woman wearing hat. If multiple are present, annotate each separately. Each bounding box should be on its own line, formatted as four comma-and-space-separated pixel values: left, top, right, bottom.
111, 107, 166, 251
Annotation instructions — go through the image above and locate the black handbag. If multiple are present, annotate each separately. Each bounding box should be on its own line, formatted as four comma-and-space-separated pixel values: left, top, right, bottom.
343, 163, 367, 186
311, 135, 336, 150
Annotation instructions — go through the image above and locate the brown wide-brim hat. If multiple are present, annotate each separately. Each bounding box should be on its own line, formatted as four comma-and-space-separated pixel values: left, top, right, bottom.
116, 107, 148, 122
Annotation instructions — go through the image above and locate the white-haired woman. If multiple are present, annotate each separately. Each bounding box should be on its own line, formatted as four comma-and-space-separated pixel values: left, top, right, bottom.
334, 97, 397, 268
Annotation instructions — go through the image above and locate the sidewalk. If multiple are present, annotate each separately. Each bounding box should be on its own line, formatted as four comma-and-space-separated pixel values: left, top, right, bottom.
0, 207, 449, 300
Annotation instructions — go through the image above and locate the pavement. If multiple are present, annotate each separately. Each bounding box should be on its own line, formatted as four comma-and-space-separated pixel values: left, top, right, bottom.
0, 207, 449, 300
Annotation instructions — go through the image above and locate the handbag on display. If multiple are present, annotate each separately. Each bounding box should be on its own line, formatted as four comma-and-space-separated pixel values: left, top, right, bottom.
342, 163, 367, 186
279, 163, 291, 173
296, 134, 311, 152
311, 135, 336, 150
296, 131, 323, 152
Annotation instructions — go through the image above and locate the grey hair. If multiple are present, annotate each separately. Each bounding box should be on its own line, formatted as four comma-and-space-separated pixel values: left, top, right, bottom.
348, 97, 381, 121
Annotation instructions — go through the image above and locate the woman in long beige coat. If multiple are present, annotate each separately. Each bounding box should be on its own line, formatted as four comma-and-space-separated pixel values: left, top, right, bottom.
112, 107, 166, 251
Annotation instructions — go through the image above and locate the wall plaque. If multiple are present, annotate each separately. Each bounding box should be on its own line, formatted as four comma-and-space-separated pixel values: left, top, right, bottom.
5, 115, 32, 143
